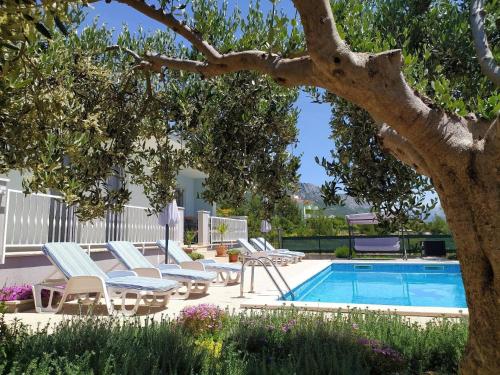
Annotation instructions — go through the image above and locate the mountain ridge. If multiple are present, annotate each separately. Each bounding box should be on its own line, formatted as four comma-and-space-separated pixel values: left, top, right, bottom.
296, 182, 370, 217
296, 182, 445, 220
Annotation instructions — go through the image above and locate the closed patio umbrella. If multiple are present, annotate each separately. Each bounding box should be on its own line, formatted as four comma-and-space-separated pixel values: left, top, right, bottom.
260, 220, 272, 251
158, 200, 179, 264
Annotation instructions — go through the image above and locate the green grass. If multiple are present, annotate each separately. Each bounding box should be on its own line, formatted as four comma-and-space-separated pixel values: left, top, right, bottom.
0, 309, 467, 374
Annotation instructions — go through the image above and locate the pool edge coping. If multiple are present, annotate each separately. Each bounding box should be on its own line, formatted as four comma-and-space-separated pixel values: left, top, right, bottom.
241, 300, 469, 318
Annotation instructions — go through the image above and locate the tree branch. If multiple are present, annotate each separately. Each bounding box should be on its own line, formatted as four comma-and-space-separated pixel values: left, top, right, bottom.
107, 1, 316, 87
116, 0, 221, 62
291, 0, 350, 65
377, 124, 432, 178
470, 0, 500, 86
106, 44, 142, 61
145, 51, 315, 87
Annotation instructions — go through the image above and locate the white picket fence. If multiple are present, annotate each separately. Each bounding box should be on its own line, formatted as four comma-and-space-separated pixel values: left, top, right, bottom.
210, 216, 248, 243
2, 190, 183, 255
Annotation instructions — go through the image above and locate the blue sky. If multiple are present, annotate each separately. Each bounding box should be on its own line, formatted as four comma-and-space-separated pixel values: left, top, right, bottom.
83, 1, 333, 186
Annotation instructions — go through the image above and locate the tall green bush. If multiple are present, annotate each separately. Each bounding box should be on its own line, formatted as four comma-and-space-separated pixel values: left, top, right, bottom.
335, 246, 350, 258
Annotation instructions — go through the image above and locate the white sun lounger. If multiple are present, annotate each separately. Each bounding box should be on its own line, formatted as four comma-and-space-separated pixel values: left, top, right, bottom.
250, 238, 299, 263
107, 241, 217, 298
253, 238, 305, 261
237, 239, 294, 266
34, 242, 180, 315
156, 240, 241, 285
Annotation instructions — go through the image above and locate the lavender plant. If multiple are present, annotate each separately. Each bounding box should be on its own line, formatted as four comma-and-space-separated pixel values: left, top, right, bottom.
0, 307, 467, 374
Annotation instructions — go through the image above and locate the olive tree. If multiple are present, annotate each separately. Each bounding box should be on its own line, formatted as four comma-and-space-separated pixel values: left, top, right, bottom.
1, 4, 299, 218
92, 0, 498, 373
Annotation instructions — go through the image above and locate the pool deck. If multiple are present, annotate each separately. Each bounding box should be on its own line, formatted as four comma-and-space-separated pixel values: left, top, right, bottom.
3, 257, 468, 329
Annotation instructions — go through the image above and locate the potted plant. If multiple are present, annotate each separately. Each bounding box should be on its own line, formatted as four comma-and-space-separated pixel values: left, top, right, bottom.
0, 285, 35, 313
227, 249, 240, 263
215, 223, 229, 256
188, 252, 205, 261
184, 230, 197, 254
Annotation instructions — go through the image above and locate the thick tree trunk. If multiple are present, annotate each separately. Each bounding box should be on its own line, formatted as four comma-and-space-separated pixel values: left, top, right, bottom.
447, 211, 499, 375
432, 147, 499, 374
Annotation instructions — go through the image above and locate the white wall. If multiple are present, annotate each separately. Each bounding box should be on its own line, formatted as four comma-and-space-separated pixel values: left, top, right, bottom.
176, 174, 195, 219
193, 178, 214, 214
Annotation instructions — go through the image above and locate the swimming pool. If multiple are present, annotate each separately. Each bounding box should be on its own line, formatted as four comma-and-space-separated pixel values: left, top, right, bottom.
282, 262, 467, 308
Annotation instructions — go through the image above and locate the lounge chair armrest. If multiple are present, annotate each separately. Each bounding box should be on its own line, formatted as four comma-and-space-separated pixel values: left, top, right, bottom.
179, 261, 206, 271
65, 275, 107, 294
107, 270, 137, 278
256, 251, 283, 257
132, 267, 162, 278
158, 264, 181, 271
199, 259, 216, 264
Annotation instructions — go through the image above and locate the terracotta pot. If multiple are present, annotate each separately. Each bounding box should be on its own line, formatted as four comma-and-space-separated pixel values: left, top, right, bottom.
228, 253, 239, 263
216, 244, 227, 257
184, 247, 193, 254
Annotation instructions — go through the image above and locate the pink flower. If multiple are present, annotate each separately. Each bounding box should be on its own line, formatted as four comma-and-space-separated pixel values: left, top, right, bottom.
178, 304, 226, 335
0, 285, 33, 301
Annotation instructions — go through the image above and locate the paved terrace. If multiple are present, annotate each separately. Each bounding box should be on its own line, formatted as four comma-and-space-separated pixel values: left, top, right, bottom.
3, 256, 467, 329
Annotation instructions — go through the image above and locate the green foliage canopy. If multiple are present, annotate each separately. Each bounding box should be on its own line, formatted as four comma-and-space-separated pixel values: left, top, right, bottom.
317, 0, 499, 225
0, 1, 300, 219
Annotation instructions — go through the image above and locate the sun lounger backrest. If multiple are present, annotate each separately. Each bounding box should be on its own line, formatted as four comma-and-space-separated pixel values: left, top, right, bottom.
354, 237, 400, 252
107, 241, 154, 269
42, 242, 108, 280
237, 238, 256, 253
257, 237, 276, 251
156, 240, 192, 263
250, 238, 266, 251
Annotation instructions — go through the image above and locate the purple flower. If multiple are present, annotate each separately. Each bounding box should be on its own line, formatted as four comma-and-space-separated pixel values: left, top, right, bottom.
0, 285, 33, 301
178, 304, 226, 335
280, 319, 297, 333
358, 337, 404, 362
352, 323, 359, 330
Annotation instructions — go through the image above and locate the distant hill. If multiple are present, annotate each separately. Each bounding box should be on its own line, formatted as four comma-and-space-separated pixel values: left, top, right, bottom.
296, 182, 370, 217
297, 182, 446, 221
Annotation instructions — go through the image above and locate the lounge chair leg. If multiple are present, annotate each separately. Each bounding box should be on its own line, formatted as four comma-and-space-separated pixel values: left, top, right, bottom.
230, 272, 241, 284
172, 281, 192, 299
219, 271, 240, 285
55, 292, 69, 313
116, 291, 141, 316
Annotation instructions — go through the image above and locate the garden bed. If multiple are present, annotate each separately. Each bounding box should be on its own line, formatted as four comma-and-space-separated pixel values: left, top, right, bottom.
0, 305, 467, 374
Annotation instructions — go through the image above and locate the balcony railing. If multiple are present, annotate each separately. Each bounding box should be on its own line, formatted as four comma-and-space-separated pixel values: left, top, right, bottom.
1, 189, 183, 262
210, 216, 248, 244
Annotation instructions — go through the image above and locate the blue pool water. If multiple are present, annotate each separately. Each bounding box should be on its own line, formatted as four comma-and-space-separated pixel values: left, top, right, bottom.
282, 263, 467, 308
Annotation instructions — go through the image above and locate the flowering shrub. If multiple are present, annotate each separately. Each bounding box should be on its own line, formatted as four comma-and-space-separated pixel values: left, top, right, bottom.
0, 285, 33, 301
0, 308, 466, 374
280, 318, 296, 333
358, 338, 406, 375
194, 338, 222, 358
178, 304, 226, 335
